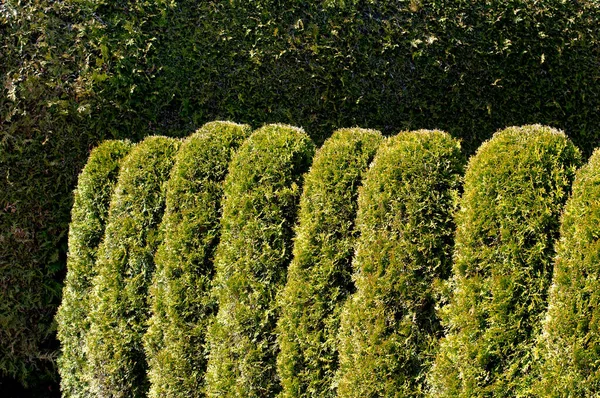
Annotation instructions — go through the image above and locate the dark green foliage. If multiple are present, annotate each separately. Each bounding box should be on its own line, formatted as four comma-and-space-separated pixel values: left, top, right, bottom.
85, 136, 179, 398
336, 130, 464, 397
536, 149, 600, 396
4, 0, 600, 389
55, 140, 132, 398
429, 125, 581, 397
205, 124, 315, 397
144, 122, 251, 398
276, 128, 383, 398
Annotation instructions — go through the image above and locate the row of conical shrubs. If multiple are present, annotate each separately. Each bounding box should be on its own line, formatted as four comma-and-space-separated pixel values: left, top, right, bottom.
57, 123, 600, 397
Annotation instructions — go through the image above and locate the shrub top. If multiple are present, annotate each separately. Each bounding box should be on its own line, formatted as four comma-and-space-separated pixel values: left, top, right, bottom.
86, 135, 180, 398
276, 128, 383, 398
336, 130, 464, 397
429, 125, 581, 397
205, 124, 315, 398
536, 148, 600, 396
144, 121, 251, 398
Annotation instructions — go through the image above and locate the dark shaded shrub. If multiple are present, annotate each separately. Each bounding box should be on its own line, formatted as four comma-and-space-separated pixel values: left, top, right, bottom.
143, 121, 251, 398
335, 130, 464, 397
85, 136, 180, 398
536, 149, 600, 396
55, 140, 133, 398
276, 128, 382, 398
205, 124, 315, 397
428, 125, 581, 397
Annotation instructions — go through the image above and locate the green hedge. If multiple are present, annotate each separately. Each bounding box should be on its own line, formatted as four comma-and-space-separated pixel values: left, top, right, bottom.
335, 130, 464, 397
3, 0, 600, 390
536, 149, 600, 396
276, 128, 382, 398
55, 140, 132, 398
205, 124, 315, 397
143, 122, 251, 398
85, 136, 179, 398
428, 125, 581, 397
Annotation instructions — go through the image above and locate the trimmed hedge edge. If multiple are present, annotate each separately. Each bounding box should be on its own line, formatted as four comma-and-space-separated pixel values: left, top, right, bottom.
143, 121, 251, 398
276, 127, 383, 398
205, 124, 315, 397
56, 140, 133, 398
336, 130, 464, 397
85, 136, 180, 398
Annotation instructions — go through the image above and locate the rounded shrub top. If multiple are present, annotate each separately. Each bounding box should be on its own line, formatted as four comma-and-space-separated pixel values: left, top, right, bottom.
537, 148, 600, 396
144, 121, 251, 398
276, 128, 383, 398
205, 124, 315, 398
56, 139, 132, 398
429, 125, 581, 397
336, 130, 464, 397
86, 136, 180, 398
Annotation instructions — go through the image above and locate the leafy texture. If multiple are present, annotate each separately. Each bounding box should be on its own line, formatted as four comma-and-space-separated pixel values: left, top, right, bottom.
205, 124, 315, 398
55, 140, 133, 398
4, 0, 600, 390
276, 128, 382, 398
429, 125, 581, 397
85, 136, 179, 398
144, 121, 251, 398
336, 130, 464, 397
536, 149, 600, 396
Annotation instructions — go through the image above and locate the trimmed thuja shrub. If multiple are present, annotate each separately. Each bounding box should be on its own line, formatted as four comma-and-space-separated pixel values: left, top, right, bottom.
276, 128, 383, 398
205, 124, 315, 397
428, 125, 581, 397
536, 148, 600, 396
86, 136, 180, 398
56, 140, 132, 398
335, 130, 464, 397
143, 121, 251, 398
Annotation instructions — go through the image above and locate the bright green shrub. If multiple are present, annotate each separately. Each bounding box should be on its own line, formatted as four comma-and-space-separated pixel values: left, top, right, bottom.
4, 1, 600, 391
205, 124, 315, 397
55, 140, 132, 398
536, 149, 600, 396
85, 136, 180, 398
428, 125, 581, 397
335, 130, 464, 397
143, 121, 251, 398
276, 128, 382, 398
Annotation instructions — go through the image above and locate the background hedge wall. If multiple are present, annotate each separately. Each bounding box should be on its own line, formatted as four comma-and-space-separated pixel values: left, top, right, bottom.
276, 128, 382, 398
429, 125, 581, 397
336, 130, 463, 397
85, 136, 179, 398
144, 122, 250, 398
3, 0, 600, 391
536, 149, 600, 396
55, 140, 132, 398
205, 124, 314, 397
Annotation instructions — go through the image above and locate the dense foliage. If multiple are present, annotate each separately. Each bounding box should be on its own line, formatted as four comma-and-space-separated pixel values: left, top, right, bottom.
536, 149, 600, 396
55, 140, 132, 398
276, 128, 382, 398
205, 124, 315, 397
3, 0, 600, 390
144, 122, 251, 398
336, 131, 464, 397
429, 125, 581, 397
85, 136, 179, 398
